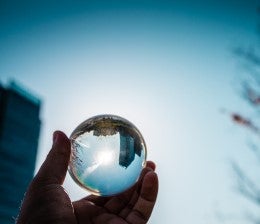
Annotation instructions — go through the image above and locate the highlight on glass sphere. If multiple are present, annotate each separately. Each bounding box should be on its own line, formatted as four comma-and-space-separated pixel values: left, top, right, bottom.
68, 114, 147, 196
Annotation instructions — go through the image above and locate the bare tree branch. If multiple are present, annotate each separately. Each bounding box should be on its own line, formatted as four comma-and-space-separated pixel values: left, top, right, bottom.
234, 47, 260, 68
242, 82, 260, 105
231, 113, 260, 133
231, 162, 260, 205
246, 141, 260, 165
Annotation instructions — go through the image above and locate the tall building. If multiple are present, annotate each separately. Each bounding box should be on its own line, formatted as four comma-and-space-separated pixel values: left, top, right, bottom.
0, 81, 41, 223
119, 134, 135, 168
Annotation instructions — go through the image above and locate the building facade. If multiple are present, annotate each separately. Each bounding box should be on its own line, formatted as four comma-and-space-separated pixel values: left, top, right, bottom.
0, 81, 41, 223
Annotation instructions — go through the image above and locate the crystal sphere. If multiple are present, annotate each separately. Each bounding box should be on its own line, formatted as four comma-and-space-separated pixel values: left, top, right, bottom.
68, 114, 147, 196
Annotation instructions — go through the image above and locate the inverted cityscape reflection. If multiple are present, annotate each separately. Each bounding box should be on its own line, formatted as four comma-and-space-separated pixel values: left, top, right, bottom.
68, 114, 147, 196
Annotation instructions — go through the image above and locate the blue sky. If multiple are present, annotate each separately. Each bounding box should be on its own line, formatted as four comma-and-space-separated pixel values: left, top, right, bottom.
0, 0, 259, 223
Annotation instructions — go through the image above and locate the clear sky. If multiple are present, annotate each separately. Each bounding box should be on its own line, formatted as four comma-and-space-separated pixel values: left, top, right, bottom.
0, 0, 259, 223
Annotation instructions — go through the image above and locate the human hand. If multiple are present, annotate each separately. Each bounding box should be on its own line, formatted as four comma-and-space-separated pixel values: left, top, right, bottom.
16, 131, 158, 224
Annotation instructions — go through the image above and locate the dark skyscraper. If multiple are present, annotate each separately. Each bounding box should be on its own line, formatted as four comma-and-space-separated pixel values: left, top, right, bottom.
0, 81, 41, 223
119, 134, 135, 168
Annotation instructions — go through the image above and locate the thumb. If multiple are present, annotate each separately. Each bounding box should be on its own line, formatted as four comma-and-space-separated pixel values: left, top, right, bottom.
33, 131, 71, 186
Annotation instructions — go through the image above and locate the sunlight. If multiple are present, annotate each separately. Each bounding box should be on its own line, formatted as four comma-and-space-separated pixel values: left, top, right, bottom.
96, 149, 114, 165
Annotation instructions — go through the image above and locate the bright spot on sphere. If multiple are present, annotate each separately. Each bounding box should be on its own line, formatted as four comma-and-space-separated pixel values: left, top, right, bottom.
96, 149, 114, 165
68, 114, 147, 196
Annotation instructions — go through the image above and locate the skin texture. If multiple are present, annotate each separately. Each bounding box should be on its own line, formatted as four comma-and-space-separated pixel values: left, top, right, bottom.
16, 131, 158, 224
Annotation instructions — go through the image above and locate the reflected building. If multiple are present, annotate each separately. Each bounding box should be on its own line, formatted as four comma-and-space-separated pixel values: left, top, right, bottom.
119, 131, 143, 168
0, 81, 41, 224
119, 134, 135, 168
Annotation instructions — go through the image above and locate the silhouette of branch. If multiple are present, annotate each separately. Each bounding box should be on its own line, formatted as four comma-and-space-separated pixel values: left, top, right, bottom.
234, 47, 260, 68
242, 82, 260, 105
231, 113, 259, 133
246, 141, 260, 165
226, 7, 260, 223
232, 162, 260, 206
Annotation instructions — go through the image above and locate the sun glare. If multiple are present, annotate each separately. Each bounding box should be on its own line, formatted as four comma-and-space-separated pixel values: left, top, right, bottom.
96, 150, 114, 165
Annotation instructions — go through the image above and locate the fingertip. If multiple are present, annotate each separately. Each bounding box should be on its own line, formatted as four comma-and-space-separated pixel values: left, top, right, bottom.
33, 130, 71, 186
139, 161, 156, 183
53, 130, 70, 146
51, 130, 71, 164
146, 161, 156, 171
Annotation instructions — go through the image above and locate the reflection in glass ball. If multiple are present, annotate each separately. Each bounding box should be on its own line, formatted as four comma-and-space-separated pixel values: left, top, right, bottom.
68, 114, 147, 196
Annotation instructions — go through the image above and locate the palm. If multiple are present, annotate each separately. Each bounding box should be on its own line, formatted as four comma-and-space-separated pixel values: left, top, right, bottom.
73, 163, 157, 224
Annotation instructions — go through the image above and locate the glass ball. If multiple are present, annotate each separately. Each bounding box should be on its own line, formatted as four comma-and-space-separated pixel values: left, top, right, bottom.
68, 114, 147, 196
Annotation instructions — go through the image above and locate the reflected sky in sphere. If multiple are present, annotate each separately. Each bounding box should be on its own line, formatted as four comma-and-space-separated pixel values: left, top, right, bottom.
68, 114, 147, 196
